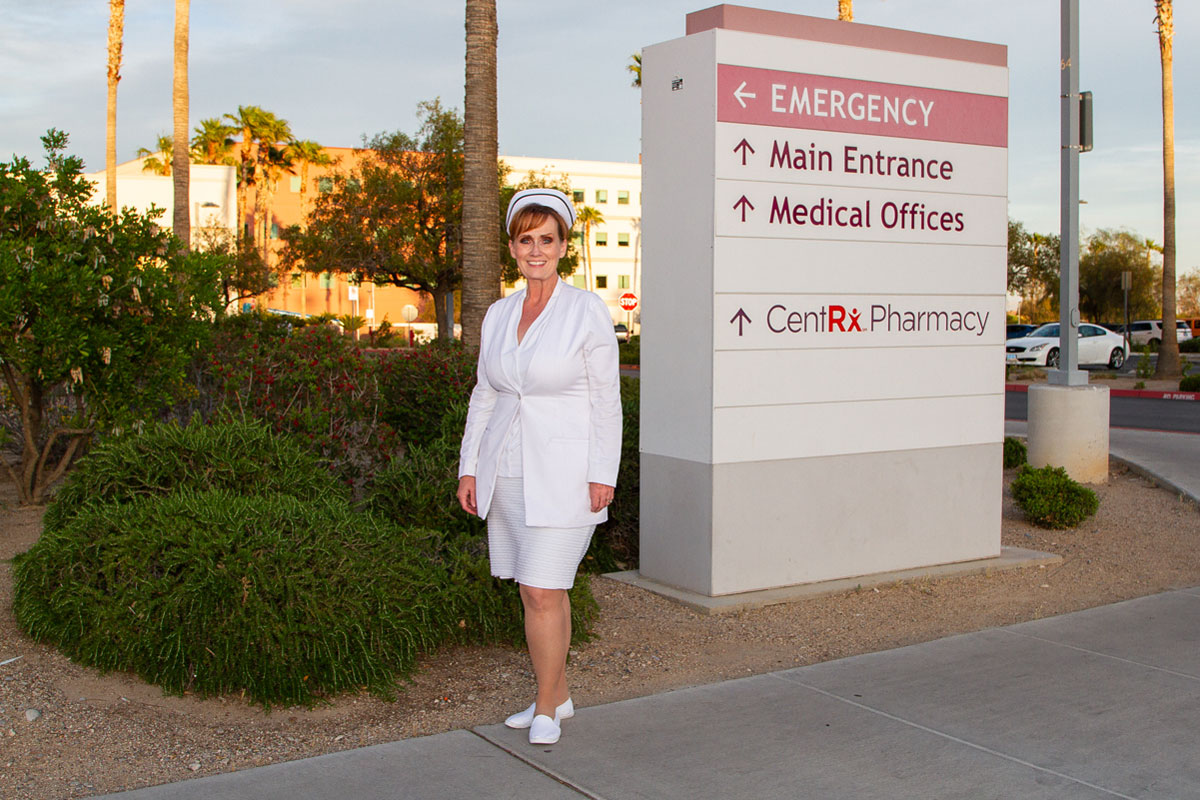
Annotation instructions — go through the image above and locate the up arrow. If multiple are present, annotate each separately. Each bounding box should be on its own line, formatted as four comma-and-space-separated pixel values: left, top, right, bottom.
733, 81, 757, 108
733, 138, 755, 166
732, 195, 755, 222
730, 308, 752, 336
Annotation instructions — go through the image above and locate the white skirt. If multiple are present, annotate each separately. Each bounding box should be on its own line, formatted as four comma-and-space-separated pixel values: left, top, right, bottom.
487, 477, 595, 590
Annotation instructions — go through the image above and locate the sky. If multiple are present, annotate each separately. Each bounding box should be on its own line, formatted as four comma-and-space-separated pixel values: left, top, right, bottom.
1, 0, 1196, 276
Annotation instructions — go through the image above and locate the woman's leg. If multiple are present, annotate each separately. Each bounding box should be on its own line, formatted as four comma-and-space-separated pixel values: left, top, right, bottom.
519, 584, 570, 718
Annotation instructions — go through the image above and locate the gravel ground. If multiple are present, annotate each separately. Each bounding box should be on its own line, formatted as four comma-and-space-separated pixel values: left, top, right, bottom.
1, 463, 1198, 799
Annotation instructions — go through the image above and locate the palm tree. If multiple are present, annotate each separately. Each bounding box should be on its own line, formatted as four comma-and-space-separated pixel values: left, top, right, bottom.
191, 118, 236, 164
136, 135, 174, 175
252, 113, 293, 261
576, 206, 604, 292
226, 105, 269, 241
172, 0, 190, 248
105, 0, 125, 208
462, 0, 500, 348
838, 0, 853, 21
1154, 0, 1180, 377
285, 140, 333, 213
627, 52, 641, 88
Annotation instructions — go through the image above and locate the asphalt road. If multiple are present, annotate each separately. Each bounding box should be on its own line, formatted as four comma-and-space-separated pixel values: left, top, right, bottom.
1005, 390, 1200, 434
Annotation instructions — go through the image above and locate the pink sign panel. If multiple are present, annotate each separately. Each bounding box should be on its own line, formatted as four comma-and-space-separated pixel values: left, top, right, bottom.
717, 64, 1007, 148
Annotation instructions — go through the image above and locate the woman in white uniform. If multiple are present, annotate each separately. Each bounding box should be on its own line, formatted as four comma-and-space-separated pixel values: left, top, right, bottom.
457, 188, 622, 746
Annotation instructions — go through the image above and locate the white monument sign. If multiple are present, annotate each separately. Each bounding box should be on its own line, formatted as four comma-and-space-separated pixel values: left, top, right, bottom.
641, 6, 1008, 597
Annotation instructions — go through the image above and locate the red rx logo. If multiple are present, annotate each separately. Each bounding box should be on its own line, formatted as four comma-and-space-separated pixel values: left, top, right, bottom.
829, 305, 862, 332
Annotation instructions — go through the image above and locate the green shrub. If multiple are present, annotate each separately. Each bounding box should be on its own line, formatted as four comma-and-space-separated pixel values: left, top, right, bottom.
1011, 465, 1099, 529
44, 417, 346, 531
16, 489, 482, 707
1180, 374, 1200, 391
1179, 337, 1200, 354
1136, 351, 1154, 379
618, 335, 640, 367
1003, 436, 1027, 469
374, 342, 478, 448
589, 376, 640, 572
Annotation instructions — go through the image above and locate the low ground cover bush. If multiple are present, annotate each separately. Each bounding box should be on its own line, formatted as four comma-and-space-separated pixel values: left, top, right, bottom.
16, 419, 595, 708
1003, 436, 1028, 469
1179, 338, 1200, 354
1011, 464, 1099, 529
618, 336, 640, 367
1180, 374, 1200, 391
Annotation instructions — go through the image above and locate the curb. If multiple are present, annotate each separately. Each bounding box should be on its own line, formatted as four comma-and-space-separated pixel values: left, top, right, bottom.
1005, 383, 1198, 401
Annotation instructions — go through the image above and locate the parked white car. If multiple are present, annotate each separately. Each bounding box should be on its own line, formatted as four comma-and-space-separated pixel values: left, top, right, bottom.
1005, 323, 1128, 369
1125, 320, 1194, 350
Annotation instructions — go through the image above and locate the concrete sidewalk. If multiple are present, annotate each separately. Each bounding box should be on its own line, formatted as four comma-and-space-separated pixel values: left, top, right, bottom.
98, 587, 1200, 799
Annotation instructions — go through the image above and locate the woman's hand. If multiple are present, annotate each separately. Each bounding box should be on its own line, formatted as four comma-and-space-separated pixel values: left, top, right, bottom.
457, 475, 478, 516
589, 482, 615, 513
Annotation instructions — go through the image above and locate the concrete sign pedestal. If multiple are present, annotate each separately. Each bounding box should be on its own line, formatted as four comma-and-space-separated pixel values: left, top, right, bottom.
640, 6, 1009, 597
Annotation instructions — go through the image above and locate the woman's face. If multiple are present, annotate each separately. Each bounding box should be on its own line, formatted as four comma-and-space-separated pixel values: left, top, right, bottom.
509, 217, 567, 285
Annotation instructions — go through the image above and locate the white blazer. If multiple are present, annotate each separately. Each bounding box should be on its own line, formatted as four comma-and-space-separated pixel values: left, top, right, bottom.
458, 280, 622, 528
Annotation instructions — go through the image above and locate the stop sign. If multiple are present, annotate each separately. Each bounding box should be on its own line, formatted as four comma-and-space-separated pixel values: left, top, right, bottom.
618, 292, 638, 311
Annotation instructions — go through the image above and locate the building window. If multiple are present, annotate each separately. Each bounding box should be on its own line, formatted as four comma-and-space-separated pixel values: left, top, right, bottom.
596, 275, 608, 289
595, 232, 607, 246
320, 272, 334, 289
572, 189, 584, 203
595, 189, 607, 203
618, 190, 629, 205
291, 272, 304, 287
617, 232, 629, 247
572, 275, 587, 289
289, 176, 302, 192
318, 177, 333, 193
618, 275, 630, 289
271, 222, 280, 239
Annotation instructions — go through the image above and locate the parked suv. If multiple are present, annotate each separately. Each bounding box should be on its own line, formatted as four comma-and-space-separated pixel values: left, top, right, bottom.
1126, 320, 1194, 350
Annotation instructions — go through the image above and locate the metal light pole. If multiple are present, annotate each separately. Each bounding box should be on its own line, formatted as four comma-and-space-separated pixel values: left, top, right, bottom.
1050, 0, 1086, 386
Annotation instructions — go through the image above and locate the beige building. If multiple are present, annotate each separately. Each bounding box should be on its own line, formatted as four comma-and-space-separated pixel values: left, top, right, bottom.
88, 153, 644, 335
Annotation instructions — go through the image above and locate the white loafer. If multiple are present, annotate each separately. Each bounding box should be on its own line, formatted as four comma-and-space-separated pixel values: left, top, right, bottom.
504, 698, 574, 729
529, 713, 561, 745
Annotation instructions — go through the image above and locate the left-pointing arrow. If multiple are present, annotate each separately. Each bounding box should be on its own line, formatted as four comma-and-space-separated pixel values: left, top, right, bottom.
733, 81, 757, 108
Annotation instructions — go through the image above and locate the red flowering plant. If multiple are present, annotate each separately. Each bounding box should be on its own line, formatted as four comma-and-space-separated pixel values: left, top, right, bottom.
203, 317, 401, 493
372, 340, 478, 448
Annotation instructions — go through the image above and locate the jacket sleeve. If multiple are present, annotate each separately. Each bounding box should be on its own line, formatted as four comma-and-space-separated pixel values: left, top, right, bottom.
458, 308, 499, 478
583, 294, 623, 487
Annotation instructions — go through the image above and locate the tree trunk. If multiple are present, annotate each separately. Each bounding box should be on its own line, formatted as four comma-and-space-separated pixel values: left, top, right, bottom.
172, 0, 190, 249
105, 1, 124, 209
1154, 0, 1180, 377
461, 0, 501, 348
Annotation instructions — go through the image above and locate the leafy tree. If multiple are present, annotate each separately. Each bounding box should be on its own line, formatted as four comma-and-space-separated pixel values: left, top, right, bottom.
1177, 271, 1200, 318
0, 131, 225, 504
1007, 220, 1060, 322
838, 0, 853, 21
627, 52, 641, 88
1078, 229, 1159, 323
279, 101, 464, 339
499, 169, 580, 285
